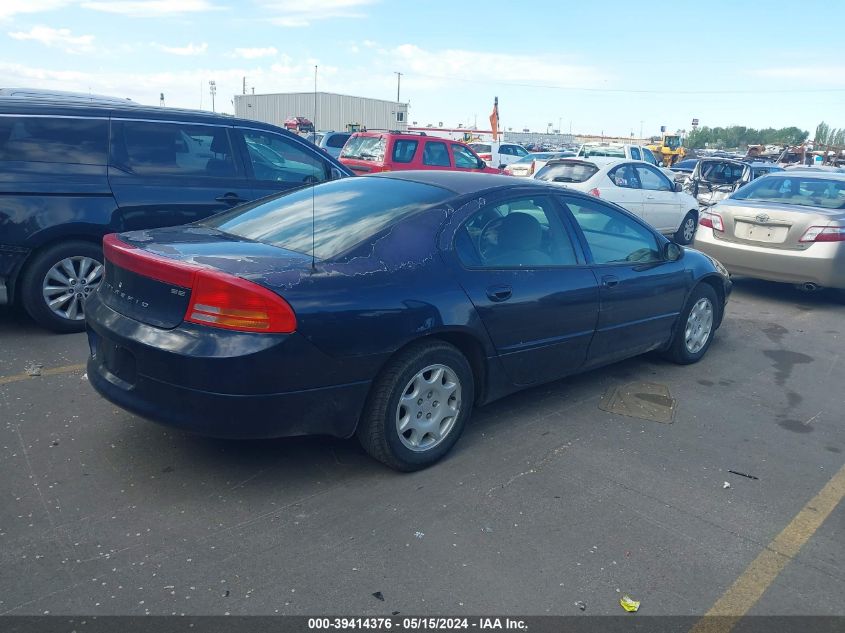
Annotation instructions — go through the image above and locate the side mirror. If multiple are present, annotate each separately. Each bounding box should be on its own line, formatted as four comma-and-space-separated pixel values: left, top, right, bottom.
674, 182, 683, 192
664, 242, 683, 261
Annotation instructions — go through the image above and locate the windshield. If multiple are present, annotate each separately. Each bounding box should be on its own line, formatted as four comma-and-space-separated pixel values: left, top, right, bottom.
203, 177, 454, 259
340, 135, 386, 161
665, 136, 681, 149
535, 161, 599, 183
582, 145, 625, 158
730, 175, 845, 209
470, 143, 491, 154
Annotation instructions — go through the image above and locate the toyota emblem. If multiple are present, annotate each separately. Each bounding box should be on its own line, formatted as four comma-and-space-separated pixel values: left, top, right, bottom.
756, 213, 770, 223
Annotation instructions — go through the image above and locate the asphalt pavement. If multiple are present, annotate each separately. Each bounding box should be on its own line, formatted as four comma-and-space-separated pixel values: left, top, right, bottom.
0, 279, 843, 617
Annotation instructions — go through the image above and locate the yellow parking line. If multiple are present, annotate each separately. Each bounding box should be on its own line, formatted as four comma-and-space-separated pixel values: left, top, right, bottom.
0, 363, 86, 386
689, 461, 845, 633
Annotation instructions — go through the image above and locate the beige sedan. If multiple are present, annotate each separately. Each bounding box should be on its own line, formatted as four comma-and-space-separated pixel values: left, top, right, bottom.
693, 171, 845, 290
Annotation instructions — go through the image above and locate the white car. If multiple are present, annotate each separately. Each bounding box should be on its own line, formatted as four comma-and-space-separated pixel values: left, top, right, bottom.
468, 141, 529, 168
577, 143, 660, 166
534, 158, 700, 244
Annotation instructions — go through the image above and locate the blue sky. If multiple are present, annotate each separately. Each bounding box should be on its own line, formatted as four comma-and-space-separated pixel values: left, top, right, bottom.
1, 0, 843, 137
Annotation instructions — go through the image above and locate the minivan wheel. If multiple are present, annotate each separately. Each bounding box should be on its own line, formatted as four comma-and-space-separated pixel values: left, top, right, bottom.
664, 283, 719, 365
357, 341, 474, 471
20, 241, 104, 333
675, 211, 698, 245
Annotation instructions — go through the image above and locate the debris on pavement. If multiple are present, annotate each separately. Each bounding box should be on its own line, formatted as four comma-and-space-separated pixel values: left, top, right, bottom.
372, 591, 384, 601
619, 595, 640, 612
728, 470, 759, 480
723, 481, 731, 489
25, 362, 43, 377
414, 531, 424, 539
574, 601, 586, 611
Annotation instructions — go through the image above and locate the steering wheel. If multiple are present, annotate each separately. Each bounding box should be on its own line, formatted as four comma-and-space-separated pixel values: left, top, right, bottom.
478, 216, 506, 261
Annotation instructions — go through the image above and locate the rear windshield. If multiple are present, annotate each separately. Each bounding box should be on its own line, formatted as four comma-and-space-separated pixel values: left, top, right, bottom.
730, 175, 845, 209
535, 161, 599, 183
581, 145, 625, 158
203, 177, 453, 259
340, 135, 386, 161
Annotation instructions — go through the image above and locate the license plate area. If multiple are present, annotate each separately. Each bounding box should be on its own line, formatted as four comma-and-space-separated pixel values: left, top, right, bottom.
735, 221, 788, 243
98, 339, 137, 385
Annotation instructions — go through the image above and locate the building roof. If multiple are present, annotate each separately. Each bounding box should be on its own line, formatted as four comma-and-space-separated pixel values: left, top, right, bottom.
237, 91, 407, 107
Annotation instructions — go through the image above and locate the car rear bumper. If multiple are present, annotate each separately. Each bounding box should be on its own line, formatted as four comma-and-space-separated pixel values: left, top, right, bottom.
694, 229, 845, 289
85, 295, 372, 439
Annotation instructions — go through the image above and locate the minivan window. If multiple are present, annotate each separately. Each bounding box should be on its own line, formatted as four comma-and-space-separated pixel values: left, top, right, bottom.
326, 133, 350, 148
242, 129, 328, 184
0, 116, 107, 165
341, 135, 386, 161
204, 177, 453, 259
111, 121, 237, 177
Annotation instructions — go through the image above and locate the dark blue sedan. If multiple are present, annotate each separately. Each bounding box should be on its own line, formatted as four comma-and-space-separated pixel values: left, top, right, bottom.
86, 171, 731, 470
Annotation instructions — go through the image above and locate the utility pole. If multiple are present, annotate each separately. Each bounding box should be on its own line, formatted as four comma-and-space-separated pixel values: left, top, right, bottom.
208, 80, 217, 112
242, 76, 246, 95
314, 65, 318, 133
640, 120, 644, 139
395, 71, 402, 103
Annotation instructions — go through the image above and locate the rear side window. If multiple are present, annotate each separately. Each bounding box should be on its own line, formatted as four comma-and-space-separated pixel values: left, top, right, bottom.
392, 139, 418, 163
326, 133, 350, 148
204, 177, 453, 259
111, 121, 237, 177
535, 161, 598, 183
0, 116, 107, 165
630, 147, 641, 160
423, 141, 451, 167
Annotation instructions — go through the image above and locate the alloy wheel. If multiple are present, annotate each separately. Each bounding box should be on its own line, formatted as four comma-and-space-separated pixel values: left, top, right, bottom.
41, 256, 103, 322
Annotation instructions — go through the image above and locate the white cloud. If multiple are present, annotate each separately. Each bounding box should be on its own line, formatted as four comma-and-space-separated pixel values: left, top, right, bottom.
259, 0, 376, 27
8, 25, 95, 53
231, 46, 278, 59
153, 41, 208, 55
0, 0, 71, 20
80, 0, 217, 17
390, 44, 606, 90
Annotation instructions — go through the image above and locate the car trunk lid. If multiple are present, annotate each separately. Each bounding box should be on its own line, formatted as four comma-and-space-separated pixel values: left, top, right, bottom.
705, 200, 843, 251
101, 227, 308, 329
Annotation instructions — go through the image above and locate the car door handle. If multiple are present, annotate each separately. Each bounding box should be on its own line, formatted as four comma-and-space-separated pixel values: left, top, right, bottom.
215, 192, 248, 204
601, 275, 619, 288
486, 285, 512, 302
645, 195, 656, 199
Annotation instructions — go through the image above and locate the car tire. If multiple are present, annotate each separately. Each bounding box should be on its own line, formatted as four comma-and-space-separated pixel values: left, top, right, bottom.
357, 341, 474, 471
674, 210, 698, 245
20, 240, 104, 333
664, 283, 719, 365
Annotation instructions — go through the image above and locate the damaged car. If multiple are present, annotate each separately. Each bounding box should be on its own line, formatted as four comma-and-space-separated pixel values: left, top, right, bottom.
684, 158, 783, 207
86, 172, 731, 471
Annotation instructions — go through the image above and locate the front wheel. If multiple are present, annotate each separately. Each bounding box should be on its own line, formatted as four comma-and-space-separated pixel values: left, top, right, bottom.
663, 284, 719, 364
357, 341, 474, 471
20, 241, 104, 333
675, 210, 698, 245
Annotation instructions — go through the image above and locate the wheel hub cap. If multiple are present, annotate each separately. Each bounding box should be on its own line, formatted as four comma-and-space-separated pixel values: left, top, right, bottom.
42, 256, 104, 321
396, 364, 462, 452
684, 297, 713, 354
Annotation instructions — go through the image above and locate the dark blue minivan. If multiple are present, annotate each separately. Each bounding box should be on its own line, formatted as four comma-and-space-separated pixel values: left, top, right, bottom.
0, 91, 351, 332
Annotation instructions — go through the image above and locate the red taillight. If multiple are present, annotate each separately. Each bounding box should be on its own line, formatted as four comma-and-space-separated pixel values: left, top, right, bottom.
102, 234, 296, 334
800, 226, 845, 243
699, 211, 724, 232
529, 160, 536, 176
588, 188, 601, 198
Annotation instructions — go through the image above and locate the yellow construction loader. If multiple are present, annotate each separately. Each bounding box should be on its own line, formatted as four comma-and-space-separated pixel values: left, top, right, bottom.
646, 134, 686, 166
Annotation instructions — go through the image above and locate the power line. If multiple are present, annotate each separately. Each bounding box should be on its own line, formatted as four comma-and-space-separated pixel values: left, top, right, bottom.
404, 71, 845, 95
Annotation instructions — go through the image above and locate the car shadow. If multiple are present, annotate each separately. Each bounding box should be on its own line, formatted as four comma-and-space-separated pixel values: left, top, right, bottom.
728, 276, 843, 308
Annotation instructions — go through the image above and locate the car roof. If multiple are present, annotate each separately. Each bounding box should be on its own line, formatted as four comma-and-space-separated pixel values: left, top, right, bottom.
367, 170, 557, 195
546, 157, 625, 168
0, 93, 287, 132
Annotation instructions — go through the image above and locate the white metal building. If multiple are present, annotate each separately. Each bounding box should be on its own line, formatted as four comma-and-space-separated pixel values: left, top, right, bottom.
233, 91, 409, 132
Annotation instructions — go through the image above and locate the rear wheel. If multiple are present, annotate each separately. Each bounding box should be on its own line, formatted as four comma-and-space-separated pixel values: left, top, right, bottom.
675, 210, 698, 245
664, 284, 718, 364
357, 341, 474, 471
20, 241, 104, 333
